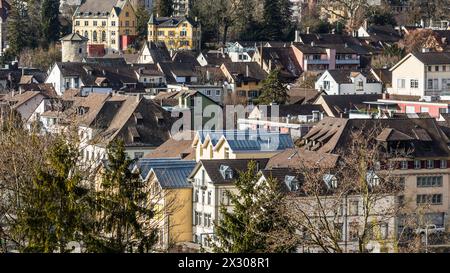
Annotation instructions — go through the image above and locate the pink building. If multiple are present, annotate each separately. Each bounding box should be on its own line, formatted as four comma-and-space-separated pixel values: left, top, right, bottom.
378, 99, 450, 118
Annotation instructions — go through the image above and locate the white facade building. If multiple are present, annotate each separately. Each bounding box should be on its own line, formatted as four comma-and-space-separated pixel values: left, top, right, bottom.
315, 70, 383, 95
388, 52, 450, 98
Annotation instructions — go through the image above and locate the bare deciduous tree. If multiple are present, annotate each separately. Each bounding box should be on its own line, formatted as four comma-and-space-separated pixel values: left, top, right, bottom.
285, 125, 425, 253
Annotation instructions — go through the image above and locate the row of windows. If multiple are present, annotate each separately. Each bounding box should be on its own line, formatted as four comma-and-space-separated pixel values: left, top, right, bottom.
205, 90, 221, 96
400, 78, 450, 90
76, 29, 133, 44
397, 79, 419, 89
194, 190, 212, 205
75, 20, 134, 27
151, 30, 188, 37
335, 200, 360, 216
427, 65, 449, 72
417, 176, 443, 188
194, 211, 212, 227
400, 159, 447, 170
193, 234, 212, 246
417, 194, 442, 205
427, 78, 450, 90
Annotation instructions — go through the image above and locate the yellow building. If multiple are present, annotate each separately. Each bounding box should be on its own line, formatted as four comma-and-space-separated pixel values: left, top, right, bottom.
148, 15, 201, 51
140, 159, 196, 251
72, 0, 137, 52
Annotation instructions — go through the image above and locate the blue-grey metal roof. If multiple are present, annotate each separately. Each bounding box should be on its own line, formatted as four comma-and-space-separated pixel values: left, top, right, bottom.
197, 130, 294, 151
136, 158, 196, 189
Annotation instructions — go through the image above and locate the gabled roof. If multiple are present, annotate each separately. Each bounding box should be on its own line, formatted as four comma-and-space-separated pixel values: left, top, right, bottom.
60, 32, 89, 42
412, 51, 450, 65
4, 91, 44, 109
200, 50, 231, 67
76, 0, 129, 16
254, 104, 325, 118
145, 160, 196, 189
139, 41, 171, 63
55, 62, 139, 89
149, 15, 199, 28
376, 128, 414, 142
84, 56, 127, 67
172, 51, 200, 65
158, 62, 197, 83
266, 148, 339, 170
60, 94, 173, 147
221, 62, 268, 82
301, 117, 450, 158
317, 94, 382, 117
260, 47, 302, 80
363, 25, 401, 43
194, 130, 294, 152
324, 70, 378, 84
19, 83, 58, 98
190, 159, 269, 185
93, 96, 173, 147
144, 131, 195, 160
136, 158, 196, 188
371, 68, 392, 85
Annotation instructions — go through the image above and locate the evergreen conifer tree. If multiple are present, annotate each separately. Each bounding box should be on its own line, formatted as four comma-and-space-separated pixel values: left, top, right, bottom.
156, 0, 174, 17
7, 0, 29, 56
40, 0, 61, 48
84, 140, 157, 253
262, 0, 283, 41
13, 137, 86, 253
212, 161, 297, 253
257, 69, 289, 105
135, 4, 150, 44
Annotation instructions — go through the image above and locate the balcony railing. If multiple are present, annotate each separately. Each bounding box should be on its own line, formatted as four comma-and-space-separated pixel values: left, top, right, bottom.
304, 59, 330, 65
336, 59, 360, 65
424, 89, 450, 96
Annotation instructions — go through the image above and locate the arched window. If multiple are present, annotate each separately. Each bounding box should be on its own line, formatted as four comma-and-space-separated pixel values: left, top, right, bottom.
101, 31, 106, 42
93, 31, 97, 42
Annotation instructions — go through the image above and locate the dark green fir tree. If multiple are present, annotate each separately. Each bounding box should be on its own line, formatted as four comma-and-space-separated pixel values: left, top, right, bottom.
84, 140, 157, 253
212, 161, 297, 253
7, 0, 29, 56
40, 0, 61, 48
13, 137, 86, 253
257, 69, 289, 105
156, 0, 174, 17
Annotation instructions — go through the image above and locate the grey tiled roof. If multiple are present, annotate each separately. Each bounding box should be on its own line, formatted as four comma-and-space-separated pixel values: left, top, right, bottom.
137, 158, 196, 188
196, 130, 294, 151
413, 52, 450, 65
194, 159, 269, 185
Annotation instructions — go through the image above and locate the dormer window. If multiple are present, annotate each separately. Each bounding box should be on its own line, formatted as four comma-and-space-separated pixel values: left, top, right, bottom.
134, 112, 143, 125
427, 160, 434, 169
323, 174, 338, 189
77, 107, 86, 115
366, 171, 380, 188
219, 165, 233, 180
284, 175, 299, 192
